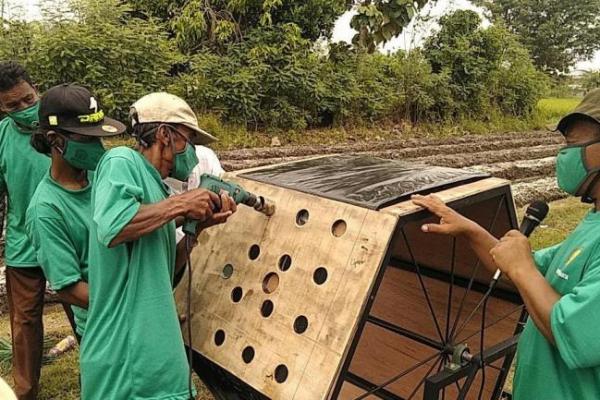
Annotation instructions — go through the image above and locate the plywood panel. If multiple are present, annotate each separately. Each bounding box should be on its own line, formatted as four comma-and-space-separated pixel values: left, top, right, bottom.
345, 267, 522, 400
175, 177, 397, 400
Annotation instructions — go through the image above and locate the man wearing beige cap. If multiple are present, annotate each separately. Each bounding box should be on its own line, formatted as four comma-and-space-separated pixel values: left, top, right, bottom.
80, 92, 236, 400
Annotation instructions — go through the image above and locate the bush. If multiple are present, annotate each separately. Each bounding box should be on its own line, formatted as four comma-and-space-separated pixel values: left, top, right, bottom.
0, 0, 179, 122
170, 25, 321, 130
424, 10, 547, 119
1, 3, 550, 132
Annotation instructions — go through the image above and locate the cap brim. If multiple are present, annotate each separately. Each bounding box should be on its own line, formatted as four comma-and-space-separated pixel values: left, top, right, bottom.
184, 123, 217, 145
553, 112, 600, 136
62, 117, 126, 137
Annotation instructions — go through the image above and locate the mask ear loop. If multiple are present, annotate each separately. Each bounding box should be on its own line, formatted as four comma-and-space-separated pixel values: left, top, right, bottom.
578, 141, 600, 203
164, 124, 187, 155
48, 130, 67, 155
581, 171, 600, 203
129, 107, 150, 148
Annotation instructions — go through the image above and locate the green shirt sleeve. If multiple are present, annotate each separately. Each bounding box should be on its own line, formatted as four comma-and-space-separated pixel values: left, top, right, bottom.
93, 155, 143, 247
551, 262, 600, 370
533, 243, 562, 275
27, 211, 82, 291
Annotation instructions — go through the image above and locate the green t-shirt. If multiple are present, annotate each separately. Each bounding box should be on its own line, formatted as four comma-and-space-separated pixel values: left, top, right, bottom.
80, 147, 192, 400
0, 118, 50, 267
26, 171, 92, 336
514, 210, 600, 400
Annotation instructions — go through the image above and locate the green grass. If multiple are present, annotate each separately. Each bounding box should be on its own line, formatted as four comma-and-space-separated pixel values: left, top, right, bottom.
99, 98, 583, 151
536, 98, 582, 126
0, 304, 213, 400
523, 197, 591, 251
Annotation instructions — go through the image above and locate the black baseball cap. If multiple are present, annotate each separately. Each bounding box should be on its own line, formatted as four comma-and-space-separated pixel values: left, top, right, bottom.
39, 84, 126, 136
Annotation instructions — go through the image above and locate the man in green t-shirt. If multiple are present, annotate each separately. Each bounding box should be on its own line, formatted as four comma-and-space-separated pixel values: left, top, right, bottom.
26, 84, 126, 342
0, 61, 50, 400
80, 92, 236, 400
412, 89, 600, 399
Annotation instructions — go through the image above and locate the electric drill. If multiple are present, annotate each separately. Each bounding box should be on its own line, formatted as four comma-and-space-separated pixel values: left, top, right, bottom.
182, 173, 276, 235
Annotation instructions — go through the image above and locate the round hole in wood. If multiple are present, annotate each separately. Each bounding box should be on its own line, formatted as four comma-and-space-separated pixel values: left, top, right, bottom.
278, 254, 292, 272
332, 220, 347, 237
275, 364, 289, 383
222, 264, 234, 279
262, 273, 280, 294
231, 287, 243, 303
313, 267, 328, 285
293, 316, 309, 334
214, 330, 225, 346
248, 244, 261, 260
261, 300, 274, 318
242, 346, 255, 364
296, 209, 309, 226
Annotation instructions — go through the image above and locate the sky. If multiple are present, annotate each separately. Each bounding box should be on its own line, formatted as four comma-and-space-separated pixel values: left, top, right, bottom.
4, 0, 600, 72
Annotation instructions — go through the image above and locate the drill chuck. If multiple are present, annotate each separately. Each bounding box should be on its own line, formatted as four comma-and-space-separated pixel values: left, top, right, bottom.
245, 194, 276, 216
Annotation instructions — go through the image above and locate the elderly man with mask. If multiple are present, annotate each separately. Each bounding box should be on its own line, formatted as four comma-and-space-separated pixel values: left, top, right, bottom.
80, 92, 237, 400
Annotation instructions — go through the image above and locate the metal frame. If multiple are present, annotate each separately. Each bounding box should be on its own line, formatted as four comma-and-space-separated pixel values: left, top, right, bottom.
331, 185, 525, 400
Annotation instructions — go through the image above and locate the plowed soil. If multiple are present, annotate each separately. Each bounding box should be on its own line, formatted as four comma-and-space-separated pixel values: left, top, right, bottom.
219, 131, 564, 207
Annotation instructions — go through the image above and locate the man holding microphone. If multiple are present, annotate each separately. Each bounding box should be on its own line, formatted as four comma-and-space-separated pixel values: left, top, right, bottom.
412, 90, 600, 399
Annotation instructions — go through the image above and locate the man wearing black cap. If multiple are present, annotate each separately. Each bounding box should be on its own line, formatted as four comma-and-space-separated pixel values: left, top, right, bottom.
26, 84, 125, 344
412, 89, 600, 399
81, 92, 236, 400
0, 61, 50, 400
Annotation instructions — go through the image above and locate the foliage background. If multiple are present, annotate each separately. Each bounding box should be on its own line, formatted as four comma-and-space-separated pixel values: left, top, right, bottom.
1, 0, 551, 136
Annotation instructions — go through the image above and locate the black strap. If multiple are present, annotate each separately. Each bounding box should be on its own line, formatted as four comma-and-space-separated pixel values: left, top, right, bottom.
581, 170, 600, 203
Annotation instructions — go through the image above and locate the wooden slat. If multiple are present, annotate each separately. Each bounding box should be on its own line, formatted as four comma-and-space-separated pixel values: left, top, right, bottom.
381, 178, 510, 217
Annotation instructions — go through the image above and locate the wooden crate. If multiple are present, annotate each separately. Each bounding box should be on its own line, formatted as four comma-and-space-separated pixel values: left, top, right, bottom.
174, 167, 521, 400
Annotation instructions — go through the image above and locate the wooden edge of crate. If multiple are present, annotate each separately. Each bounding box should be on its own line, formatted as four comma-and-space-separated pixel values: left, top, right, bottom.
381, 177, 511, 217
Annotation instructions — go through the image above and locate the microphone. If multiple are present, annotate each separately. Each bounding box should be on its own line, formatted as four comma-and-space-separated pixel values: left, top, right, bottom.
491, 200, 549, 282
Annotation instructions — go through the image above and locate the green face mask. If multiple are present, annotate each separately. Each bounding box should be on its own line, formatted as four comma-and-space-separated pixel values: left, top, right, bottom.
556, 140, 600, 196
7, 101, 40, 131
169, 131, 198, 181
60, 137, 106, 171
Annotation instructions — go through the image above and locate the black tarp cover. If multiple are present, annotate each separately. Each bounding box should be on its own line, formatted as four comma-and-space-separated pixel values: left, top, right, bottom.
239, 155, 490, 210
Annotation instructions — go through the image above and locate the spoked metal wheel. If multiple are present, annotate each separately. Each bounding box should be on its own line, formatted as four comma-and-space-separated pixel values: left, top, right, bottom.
334, 192, 527, 400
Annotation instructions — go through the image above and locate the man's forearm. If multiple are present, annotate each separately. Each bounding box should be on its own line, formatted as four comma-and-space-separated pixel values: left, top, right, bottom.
58, 281, 89, 309
511, 266, 561, 344
463, 222, 500, 273
110, 197, 188, 247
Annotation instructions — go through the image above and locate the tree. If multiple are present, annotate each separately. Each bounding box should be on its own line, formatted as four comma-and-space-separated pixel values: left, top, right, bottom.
126, 0, 350, 53
473, 0, 600, 74
581, 71, 600, 93
0, 0, 180, 121
424, 10, 547, 117
350, 0, 430, 52
126, 0, 433, 54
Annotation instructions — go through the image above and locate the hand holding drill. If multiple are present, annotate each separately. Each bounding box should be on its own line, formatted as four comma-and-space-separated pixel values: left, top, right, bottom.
183, 174, 275, 236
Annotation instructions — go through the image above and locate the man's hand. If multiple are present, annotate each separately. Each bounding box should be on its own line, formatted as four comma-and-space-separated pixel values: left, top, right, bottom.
179, 188, 220, 221
195, 190, 237, 231
411, 194, 477, 237
490, 230, 537, 281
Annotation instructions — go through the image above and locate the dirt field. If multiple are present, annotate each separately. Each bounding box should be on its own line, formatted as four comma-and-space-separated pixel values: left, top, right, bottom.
218, 130, 564, 207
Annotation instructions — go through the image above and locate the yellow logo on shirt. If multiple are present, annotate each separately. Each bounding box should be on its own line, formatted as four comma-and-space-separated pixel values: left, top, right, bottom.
565, 248, 582, 268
